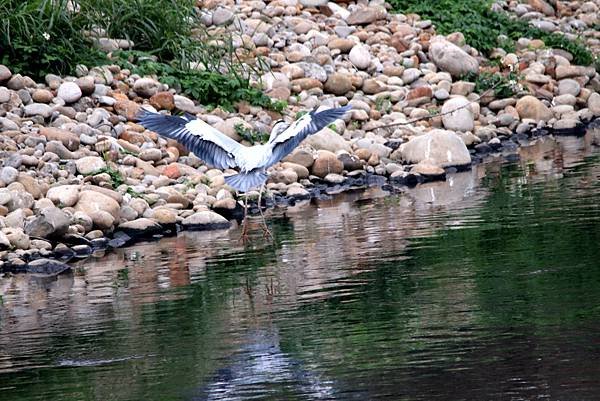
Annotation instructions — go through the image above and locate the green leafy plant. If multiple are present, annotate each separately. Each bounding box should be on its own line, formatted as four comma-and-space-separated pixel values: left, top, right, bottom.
374, 96, 392, 114
234, 123, 269, 145
348, 120, 361, 130
463, 70, 522, 99
113, 51, 282, 111
389, 0, 594, 66
92, 166, 125, 188
270, 100, 288, 114
427, 107, 439, 116
295, 110, 308, 119
199, 176, 212, 186
126, 186, 145, 198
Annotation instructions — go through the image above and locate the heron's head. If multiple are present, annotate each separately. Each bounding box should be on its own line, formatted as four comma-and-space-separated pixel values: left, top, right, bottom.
269, 119, 289, 141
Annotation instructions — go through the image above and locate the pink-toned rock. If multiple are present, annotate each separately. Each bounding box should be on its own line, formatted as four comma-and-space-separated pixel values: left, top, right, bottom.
75, 191, 120, 227
311, 150, 344, 178
39, 127, 80, 151
32, 89, 54, 103
266, 86, 291, 100
390, 34, 410, 53
114, 99, 141, 121
397, 129, 471, 167
515, 95, 553, 122
328, 38, 355, 53
163, 163, 182, 179
324, 73, 353, 95
406, 86, 433, 100
149, 91, 175, 111
284, 149, 314, 168
528, 0, 555, 16
346, 6, 387, 25
292, 78, 323, 91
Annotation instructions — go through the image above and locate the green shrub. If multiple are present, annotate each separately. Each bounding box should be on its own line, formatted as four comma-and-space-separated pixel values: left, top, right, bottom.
389, 0, 594, 66
0, 0, 206, 78
0, 0, 281, 111
0, 0, 106, 78
234, 124, 270, 145
462, 71, 522, 99
113, 51, 284, 111
77, 0, 197, 62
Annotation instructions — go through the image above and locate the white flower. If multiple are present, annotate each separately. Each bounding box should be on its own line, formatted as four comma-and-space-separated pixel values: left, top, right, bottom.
42, 32, 50, 41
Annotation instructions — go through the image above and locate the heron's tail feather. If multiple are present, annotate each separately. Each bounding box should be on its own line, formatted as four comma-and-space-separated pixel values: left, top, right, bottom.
225, 170, 268, 193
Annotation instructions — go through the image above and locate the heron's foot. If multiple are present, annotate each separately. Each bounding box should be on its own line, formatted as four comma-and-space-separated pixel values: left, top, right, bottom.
239, 216, 249, 244
260, 221, 274, 241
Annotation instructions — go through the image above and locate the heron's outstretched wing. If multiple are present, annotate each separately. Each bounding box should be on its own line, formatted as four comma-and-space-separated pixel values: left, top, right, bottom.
265, 105, 352, 167
137, 109, 243, 170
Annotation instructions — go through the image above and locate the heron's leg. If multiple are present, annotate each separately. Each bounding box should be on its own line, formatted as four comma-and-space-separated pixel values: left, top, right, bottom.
239, 192, 249, 243
257, 183, 273, 240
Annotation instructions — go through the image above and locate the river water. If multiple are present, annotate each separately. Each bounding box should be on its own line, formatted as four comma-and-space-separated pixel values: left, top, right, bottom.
1, 134, 600, 401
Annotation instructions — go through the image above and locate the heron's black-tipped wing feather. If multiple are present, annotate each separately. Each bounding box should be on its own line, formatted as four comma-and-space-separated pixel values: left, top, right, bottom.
137, 109, 240, 170
266, 105, 351, 167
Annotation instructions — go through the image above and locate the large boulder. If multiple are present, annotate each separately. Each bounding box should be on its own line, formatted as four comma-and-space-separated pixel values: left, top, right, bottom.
118, 218, 162, 236
24, 207, 70, 238
39, 127, 80, 151
133, 78, 161, 97
284, 149, 314, 168
311, 150, 344, 177
441, 96, 475, 132
57, 81, 82, 103
396, 129, 471, 167
0, 166, 18, 184
515, 95, 553, 122
269, 168, 299, 185
324, 73, 353, 96
281, 162, 310, 179
0, 65, 11, 82
428, 39, 479, 78
588, 92, 600, 116
346, 6, 387, 25
349, 45, 371, 70
75, 156, 106, 175
0, 231, 10, 250
75, 190, 121, 224
7, 190, 34, 212
24, 103, 52, 118
303, 127, 351, 153
528, 0, 555, 16
46, 185, 80, 207
114, 99, 141, 121
182, 211, 230, 230
3, 227, 30, 250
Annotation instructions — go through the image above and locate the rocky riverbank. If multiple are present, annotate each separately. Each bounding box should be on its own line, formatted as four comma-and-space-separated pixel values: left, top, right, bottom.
0, 0, 599, 273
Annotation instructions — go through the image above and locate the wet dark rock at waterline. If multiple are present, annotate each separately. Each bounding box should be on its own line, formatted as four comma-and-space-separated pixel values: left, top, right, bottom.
2, 121, 599, 276
181, 211, 231, 231
4, 258, 71, 276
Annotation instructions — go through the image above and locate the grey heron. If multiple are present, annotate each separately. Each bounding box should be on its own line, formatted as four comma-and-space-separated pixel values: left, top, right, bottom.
137, 105, 352, 238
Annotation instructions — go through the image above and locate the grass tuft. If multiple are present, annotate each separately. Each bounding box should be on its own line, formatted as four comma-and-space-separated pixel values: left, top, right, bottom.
0, 0, 283, 111
0, 0, 107, 78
